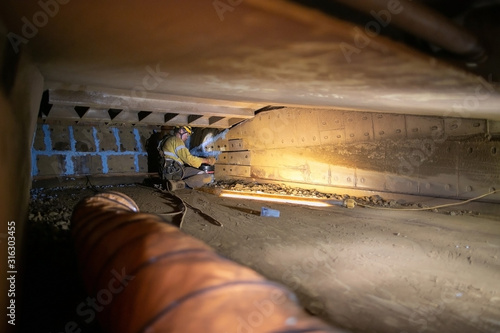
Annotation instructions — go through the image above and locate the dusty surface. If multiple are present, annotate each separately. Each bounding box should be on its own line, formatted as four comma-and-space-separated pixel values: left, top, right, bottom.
3, 1, 500, 121
21, 181, 500, 333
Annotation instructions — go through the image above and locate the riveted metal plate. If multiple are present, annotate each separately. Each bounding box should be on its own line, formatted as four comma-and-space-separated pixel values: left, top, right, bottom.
226, 119, 253, 140
36, 155, 66, 176
383, 137, 450, 176
328, 165, 356, 188
355, 169, 387, 190
444, 118, 486, 137
250, 165, 318, 184
72, 155, 101, 175
308, 161, 334, 185
373, 113, 406, 140
204, 143, 214, 152
49, 125, 71, 151
344, 112, 374, 143
107, 155, 136, 173
318, 110, 344, 131
96, 127, 118, 152
218, 151, 251, 165
458, 171, 500, 201
296, 132, 321, 147
425, 141, 458, 165
294, 109, 320, 147
385, 174, 419, 194
138, 155, 148, 172
271, 109, 297, 148
117, 128, 139, 152
405, 115, 444, 139
250, 150, 331, 183
228, 139, 246, 151
273, 131, 298, 148
73, 127, 97, 152
273, 108, 295, 133
458, 142, 500, 172
384, 145, 421, 176
213, 139, 229, 152
319, 129, 346, 145
253, 112, 277, 148
489, 120, 500, 135
250, 166, 275, 180
136, 127, 156, 151
418, 167, 458, 197
215, 164, 251, 178
250, 150, 281, 168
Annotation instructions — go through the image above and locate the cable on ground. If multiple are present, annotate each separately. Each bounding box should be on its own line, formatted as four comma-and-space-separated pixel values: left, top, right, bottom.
353, 189, 500, 211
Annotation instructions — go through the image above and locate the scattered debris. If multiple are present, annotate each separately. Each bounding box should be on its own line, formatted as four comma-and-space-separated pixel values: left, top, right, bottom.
209, 181, 479, 215
27, 184, 137, 242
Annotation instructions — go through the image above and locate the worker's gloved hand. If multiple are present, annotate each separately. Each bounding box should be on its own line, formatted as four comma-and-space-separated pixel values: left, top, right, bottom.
205, 157, 216, 165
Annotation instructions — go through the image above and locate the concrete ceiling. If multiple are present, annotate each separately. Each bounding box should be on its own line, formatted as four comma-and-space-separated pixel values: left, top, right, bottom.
1, 0, 500, 126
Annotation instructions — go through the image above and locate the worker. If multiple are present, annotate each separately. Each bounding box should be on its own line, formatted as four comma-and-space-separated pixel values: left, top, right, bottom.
158, 125, 216, 189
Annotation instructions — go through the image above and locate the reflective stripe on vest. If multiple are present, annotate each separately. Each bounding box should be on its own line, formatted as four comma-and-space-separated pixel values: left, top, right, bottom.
164, 151, 177, 159
174, 145, 186, 154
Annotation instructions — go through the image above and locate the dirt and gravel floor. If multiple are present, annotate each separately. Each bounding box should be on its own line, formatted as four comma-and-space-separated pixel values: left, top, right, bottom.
19, 179, 500, 333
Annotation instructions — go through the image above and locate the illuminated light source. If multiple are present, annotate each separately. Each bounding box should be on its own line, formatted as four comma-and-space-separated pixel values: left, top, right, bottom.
219, 190, 334, 208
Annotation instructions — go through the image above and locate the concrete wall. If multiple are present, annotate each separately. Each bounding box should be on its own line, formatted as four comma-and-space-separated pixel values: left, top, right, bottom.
216, 108, 500, 202
31, 123, 161, 178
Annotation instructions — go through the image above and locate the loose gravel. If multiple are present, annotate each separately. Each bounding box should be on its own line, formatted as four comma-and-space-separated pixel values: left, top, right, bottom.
209, 180, 478, 215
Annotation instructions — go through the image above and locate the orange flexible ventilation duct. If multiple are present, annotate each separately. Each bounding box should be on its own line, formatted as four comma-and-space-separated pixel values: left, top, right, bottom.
71, 192, 343, 333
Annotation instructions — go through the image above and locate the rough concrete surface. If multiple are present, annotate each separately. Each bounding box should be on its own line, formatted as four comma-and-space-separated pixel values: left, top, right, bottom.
20, 181, 500, 333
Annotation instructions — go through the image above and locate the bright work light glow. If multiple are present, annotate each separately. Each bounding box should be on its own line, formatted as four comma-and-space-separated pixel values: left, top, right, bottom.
219, 191, 333, 207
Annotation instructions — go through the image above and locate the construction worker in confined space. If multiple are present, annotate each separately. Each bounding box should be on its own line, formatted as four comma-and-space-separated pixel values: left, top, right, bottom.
158, 125, 216, 189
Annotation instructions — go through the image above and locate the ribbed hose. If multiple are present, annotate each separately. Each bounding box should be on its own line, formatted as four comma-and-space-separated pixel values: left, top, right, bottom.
71, 192, 342, 333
